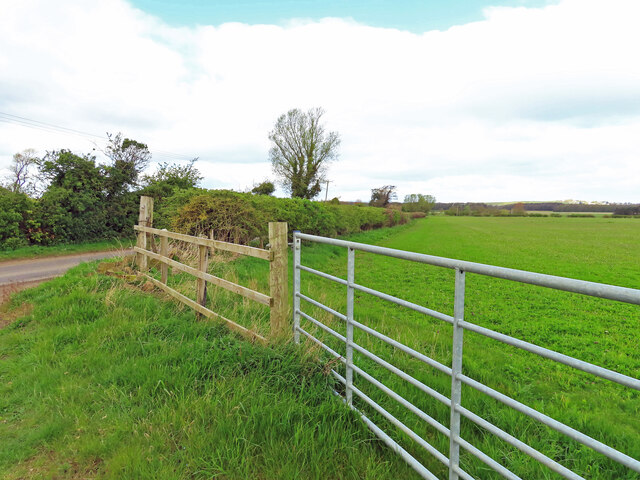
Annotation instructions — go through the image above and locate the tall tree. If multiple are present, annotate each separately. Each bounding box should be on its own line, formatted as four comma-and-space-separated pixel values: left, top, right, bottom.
103, 132, 151, 196
403, 194, 436, 213
102, 133, 153, 234
370, 185, 397, 207
39, 149, 103, 192
511, 202, 527, 216
140, 159, 202, 200
4, 148, 39, 196
269, 107, 340, 199
37, 150, 108, 242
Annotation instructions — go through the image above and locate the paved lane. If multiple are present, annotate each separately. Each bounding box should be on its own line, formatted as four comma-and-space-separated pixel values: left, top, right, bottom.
0, 250, 133, 286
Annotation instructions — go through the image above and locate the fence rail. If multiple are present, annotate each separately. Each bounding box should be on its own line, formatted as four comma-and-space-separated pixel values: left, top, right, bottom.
134, 224, 272, 260
292, 230, 640, 480
132, 196, 288, 342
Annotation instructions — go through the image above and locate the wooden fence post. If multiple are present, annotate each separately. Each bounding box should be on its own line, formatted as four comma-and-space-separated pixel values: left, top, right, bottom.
160, 230, 168, 284
196, 240, 209, 317
269, 222, 288, 339
136, 196, 154, 271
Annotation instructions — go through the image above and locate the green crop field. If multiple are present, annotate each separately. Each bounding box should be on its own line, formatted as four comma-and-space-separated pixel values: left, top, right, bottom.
293, 216, 640, 479
1, 216, 638, 479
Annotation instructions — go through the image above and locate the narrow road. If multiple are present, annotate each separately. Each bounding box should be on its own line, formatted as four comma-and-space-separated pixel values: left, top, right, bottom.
0, 250, 133, 286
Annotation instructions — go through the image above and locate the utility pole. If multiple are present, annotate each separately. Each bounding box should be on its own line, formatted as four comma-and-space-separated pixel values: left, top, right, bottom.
324, 180, 331, 201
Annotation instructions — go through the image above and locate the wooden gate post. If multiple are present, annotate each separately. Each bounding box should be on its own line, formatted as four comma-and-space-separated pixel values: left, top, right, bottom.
136, 196, 154, 271
269, 222, 288, 339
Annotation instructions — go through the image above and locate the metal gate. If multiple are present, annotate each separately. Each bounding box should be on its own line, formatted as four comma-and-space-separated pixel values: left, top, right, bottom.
292, 231, 640, 480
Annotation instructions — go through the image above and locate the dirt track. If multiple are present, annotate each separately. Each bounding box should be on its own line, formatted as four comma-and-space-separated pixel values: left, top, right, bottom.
0, 250, 133, 304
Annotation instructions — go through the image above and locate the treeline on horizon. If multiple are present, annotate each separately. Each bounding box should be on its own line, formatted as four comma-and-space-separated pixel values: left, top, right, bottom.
433, 202, 640, 216
0, 140, 412, 250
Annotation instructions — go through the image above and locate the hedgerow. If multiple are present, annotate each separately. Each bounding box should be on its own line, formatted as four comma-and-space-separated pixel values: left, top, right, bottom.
158, 190, 408, 244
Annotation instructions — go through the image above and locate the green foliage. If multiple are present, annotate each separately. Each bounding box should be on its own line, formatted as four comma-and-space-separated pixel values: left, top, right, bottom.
250, 180, 275, 196
511, 202, 527, 216
2, 148, 39, 196
103, 132, 151, 196
408, 211, 427, 218
402, 193, 435, 213
166, 189, 407, 244
0, 140, 155, 249
269, 108, 340, 199
444, 204, 517, 217
140, 159, 202, 201
39, 149, 103, 192
0, 187, 34, 249
613, 205, 640, 215
151, 187, 207, 229
36, 151, 110, 244
172, 194, 261, 243
35, 185, 105, 243
369, 185, 396, 207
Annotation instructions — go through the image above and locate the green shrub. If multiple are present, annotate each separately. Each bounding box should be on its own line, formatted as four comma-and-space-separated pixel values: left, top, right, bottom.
0, 188, 36, 249
172, 194, 261, 244
166, 189, 409, 243
491, 209, 510, 217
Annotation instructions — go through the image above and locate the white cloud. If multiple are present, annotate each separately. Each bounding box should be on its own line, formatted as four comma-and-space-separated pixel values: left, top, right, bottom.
1, 0, 639, 202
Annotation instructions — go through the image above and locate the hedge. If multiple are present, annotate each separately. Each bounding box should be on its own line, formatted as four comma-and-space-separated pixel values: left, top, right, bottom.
158, 189, 409, 244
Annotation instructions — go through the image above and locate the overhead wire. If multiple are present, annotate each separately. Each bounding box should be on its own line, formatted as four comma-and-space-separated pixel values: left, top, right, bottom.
0, 111, 196, 161
0, 112, 104, 139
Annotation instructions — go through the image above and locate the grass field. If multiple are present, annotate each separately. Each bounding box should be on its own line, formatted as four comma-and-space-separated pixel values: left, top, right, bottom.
0, 238, 134, 262
292, 216, 640, 479
1, 216, 638, 479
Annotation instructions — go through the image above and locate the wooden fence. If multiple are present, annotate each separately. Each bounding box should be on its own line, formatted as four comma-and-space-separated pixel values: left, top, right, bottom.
133, 196, 288, 344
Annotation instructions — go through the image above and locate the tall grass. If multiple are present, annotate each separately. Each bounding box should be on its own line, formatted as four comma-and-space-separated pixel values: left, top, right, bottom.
0, 260, 414, 479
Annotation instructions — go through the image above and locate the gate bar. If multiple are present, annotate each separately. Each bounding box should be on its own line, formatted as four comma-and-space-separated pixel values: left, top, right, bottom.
295, 233, 640, 305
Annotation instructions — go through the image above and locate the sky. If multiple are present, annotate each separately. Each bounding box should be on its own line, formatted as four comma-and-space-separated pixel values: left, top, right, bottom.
1, 0, 639, 203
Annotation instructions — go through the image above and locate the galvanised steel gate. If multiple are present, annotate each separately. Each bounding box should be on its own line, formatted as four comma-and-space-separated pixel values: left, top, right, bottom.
292, 231, 640, 480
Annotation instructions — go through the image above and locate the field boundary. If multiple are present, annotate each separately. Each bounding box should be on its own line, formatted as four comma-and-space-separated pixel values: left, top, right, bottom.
293, 230, 640, 480
133, 196, 288, 343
